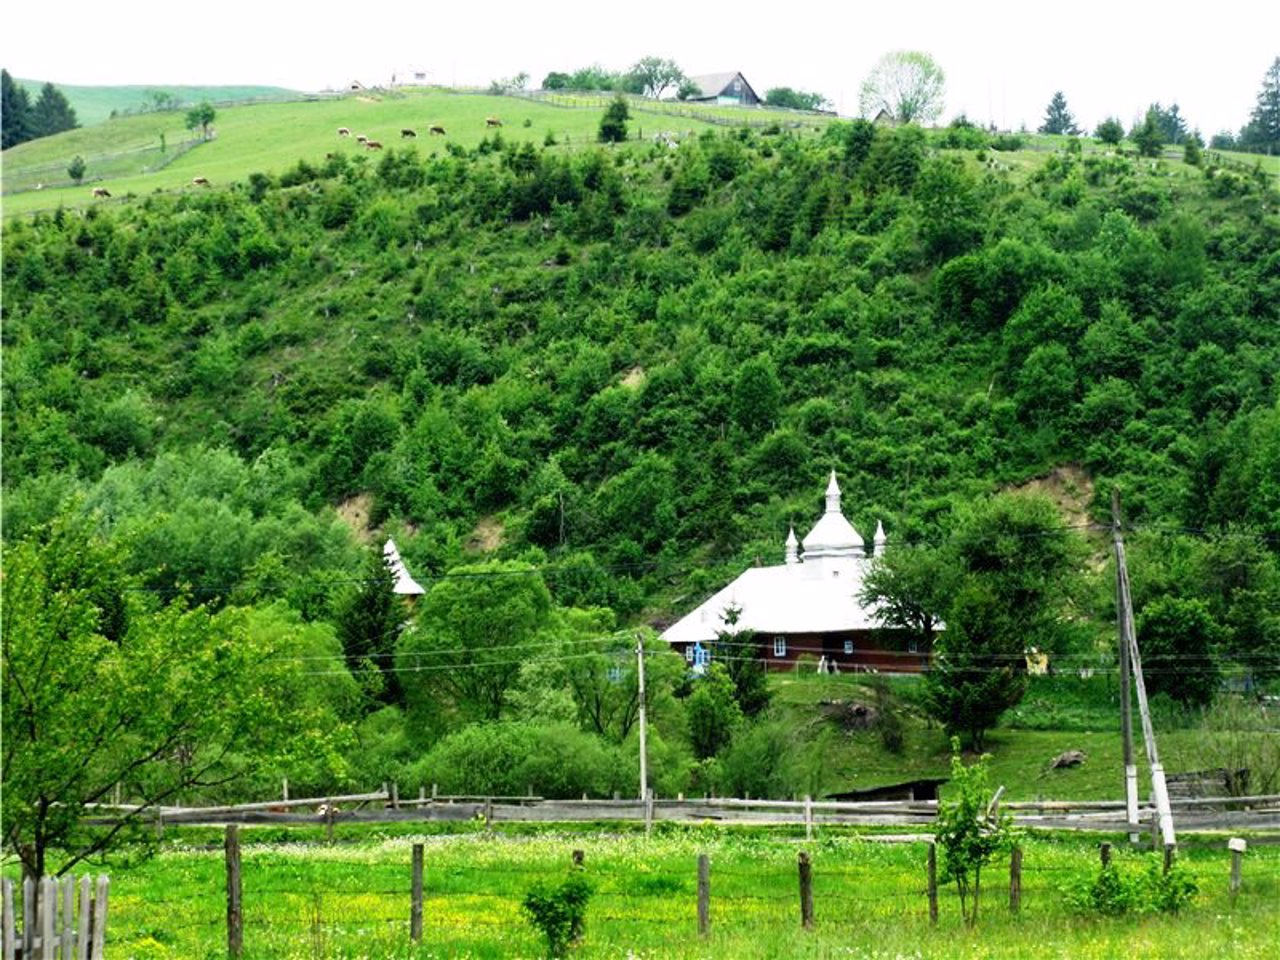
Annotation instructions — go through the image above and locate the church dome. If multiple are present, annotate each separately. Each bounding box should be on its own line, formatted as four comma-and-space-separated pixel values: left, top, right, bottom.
801, 472, 864, 559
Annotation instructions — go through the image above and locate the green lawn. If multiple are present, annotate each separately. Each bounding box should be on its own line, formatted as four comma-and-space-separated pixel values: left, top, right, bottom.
12, 827, 1275, 958
13, 79, 301, 126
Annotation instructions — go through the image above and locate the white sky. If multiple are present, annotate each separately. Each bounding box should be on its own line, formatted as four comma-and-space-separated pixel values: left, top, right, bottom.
4, 1, 1276, 136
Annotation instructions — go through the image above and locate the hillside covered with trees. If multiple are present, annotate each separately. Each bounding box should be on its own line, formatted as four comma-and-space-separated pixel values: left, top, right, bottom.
4, 109, 1280, 820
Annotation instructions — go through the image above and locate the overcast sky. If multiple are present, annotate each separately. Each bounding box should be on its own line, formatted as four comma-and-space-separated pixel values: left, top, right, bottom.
5, 1, 1276, 136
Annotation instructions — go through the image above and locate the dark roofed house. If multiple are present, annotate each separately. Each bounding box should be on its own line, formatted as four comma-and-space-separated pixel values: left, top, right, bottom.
684, 72, 760, 106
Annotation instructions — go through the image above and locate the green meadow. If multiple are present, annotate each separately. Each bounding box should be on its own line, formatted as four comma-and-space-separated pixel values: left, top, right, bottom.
12, 78, 300, 126
0, 89, 824, 216
17, 827, 1277, 959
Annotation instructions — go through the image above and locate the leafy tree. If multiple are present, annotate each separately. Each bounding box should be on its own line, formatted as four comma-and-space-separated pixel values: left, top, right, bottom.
1094, 117, 1125, 146
1039, 91, 1080, 135
523, 871, 593, 958
1132, 107, 1165, 157
627, 56, 686, 100
730, 353, 782, 437
764, 87, 831, 111
710, 605, 771, 718
542, 71, 571, 90
1, 515, 320, 876
67, 154, 87, 184
398, 561, 553, 723
185, 101, 217, 140
1137, 596, 1223, 707
30, 81, 78, 138
923, 582, 1027, 751
858, 50, 946, 125
1, 69, 33, 148
935, 742, 1017, 927
861, 544, 957, 650
686, 663, 743, 759
598, 95, 630, 143
1239, 56, 1280, 153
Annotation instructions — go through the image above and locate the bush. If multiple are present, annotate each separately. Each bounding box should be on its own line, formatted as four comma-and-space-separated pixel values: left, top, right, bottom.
523, 872, 593, 957
1064, 858, 1198, 916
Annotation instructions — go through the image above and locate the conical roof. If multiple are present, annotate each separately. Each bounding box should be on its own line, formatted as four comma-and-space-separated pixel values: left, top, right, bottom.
384, 538, 426, 595
801, 471, 864, 558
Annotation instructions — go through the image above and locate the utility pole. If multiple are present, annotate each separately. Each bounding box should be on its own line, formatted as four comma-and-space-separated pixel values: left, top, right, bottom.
1111, 489, 1176, 854
1112, 490, 1140, 843
636, 633, 649, 801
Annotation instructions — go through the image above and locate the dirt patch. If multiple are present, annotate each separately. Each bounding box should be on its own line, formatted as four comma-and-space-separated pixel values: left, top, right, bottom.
336, 493, 375, 544
1007, 464, 1095, 530
465, 516, 505, 554
621, 366, 646, 389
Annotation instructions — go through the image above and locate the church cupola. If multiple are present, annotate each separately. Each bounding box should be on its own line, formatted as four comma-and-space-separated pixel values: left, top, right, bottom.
800, 471, 864, 559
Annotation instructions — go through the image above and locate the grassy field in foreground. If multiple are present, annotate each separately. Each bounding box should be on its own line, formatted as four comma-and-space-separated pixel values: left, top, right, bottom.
11, 828, 1276, 959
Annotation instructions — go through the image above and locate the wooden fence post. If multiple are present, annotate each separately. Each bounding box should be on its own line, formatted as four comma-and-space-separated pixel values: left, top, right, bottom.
798, 852, 814, 930
60, 875, 74, 960
77, 876, 91, 960
644, 789, 654, 838
1228, 838, 1246, 898
2, 878, 13, 960
572, 850, 584, 869
1100, 842, 1112, 868
390, 782, 400, 810
410, 844, 424, 943
927, 842, 939, 925
40, 877, 53, 960
1009, 846, 1022, 914
225, 825, 243, 959
697, 854, 710, 938
91, 876, 110, 960
282, 778, 289, 802
1162, 843, 1175, 876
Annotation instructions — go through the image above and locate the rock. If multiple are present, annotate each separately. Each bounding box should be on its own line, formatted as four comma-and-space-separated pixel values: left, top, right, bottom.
1050, 750, 1087, 769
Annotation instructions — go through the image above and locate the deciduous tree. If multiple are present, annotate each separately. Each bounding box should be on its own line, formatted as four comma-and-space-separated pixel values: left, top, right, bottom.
1094, 117, 1124, 146
185, 101, 217, 140
627, 56, 686, 100
859, 51, 946, 125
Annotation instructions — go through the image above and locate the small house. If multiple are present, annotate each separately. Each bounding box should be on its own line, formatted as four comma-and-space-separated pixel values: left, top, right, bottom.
683, 72, 760, 106
662, 473, 939, 672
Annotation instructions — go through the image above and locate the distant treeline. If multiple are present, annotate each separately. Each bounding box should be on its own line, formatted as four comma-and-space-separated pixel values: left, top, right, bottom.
1, 70, 78, 148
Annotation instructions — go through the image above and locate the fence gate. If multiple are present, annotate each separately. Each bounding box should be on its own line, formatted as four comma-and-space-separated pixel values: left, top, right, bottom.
1, 874, 109, 960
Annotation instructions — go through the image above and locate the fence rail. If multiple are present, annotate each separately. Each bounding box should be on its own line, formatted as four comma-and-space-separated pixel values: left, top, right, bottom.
81, 789, 1280, 834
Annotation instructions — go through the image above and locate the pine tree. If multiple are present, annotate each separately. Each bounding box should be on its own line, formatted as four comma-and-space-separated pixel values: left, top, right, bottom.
1, 69, 33, 149
30, 81, 78, 139
1240, 57, 1280, 154
335, 547, 405, 705
598, 95, 630, 143
1038, 91, 1079, 135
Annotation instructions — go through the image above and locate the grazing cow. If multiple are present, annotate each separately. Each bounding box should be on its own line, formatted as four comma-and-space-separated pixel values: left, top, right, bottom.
428, 124, 446, 136
485, 117, 502, 127
192, 176, 211, 187
401, 128, 417, 138
338, 127, 352, 137
356, 134, 368, 144
92, 187, 111, 198
365, 140, 384, 150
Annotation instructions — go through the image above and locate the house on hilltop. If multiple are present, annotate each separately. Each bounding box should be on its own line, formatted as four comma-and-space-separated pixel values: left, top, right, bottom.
662, 472, 937, 673
683, 72, 760, 106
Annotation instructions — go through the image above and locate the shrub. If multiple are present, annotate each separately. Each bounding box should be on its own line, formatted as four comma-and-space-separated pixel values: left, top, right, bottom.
523, 872, 593, 957
1063, 858, 1198, 916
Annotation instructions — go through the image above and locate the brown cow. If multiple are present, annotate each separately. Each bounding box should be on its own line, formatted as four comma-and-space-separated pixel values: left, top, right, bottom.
92, 187, 111, 198
485, 117, 503, 127
192, 176, 211, 187
428, 124, 446, 136
356, 134, 368, 144
338, 127, 352, 137
401, 128, 417, 138
365, 140, 384, 150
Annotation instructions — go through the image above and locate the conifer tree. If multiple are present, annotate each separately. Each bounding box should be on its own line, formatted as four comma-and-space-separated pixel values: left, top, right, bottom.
1, 69, 33, 148
1038, 91, 1079, 135
30, 81, 78, 138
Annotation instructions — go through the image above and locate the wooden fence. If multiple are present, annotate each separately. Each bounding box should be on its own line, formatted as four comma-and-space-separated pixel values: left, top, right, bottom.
1, 875, 109, 960
82, 787, 1280, 836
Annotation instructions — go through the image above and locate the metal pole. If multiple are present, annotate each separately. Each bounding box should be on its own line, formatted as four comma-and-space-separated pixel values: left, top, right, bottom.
637, 634, 649, 801
1112, 491, 1140, 843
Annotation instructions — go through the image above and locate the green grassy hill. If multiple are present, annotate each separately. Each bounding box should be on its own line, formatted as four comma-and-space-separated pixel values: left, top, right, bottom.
1, 89, 832, 215
14, 78, 301, 125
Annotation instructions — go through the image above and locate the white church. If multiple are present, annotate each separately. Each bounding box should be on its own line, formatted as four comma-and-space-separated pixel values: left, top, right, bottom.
662, 472, 936, 673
